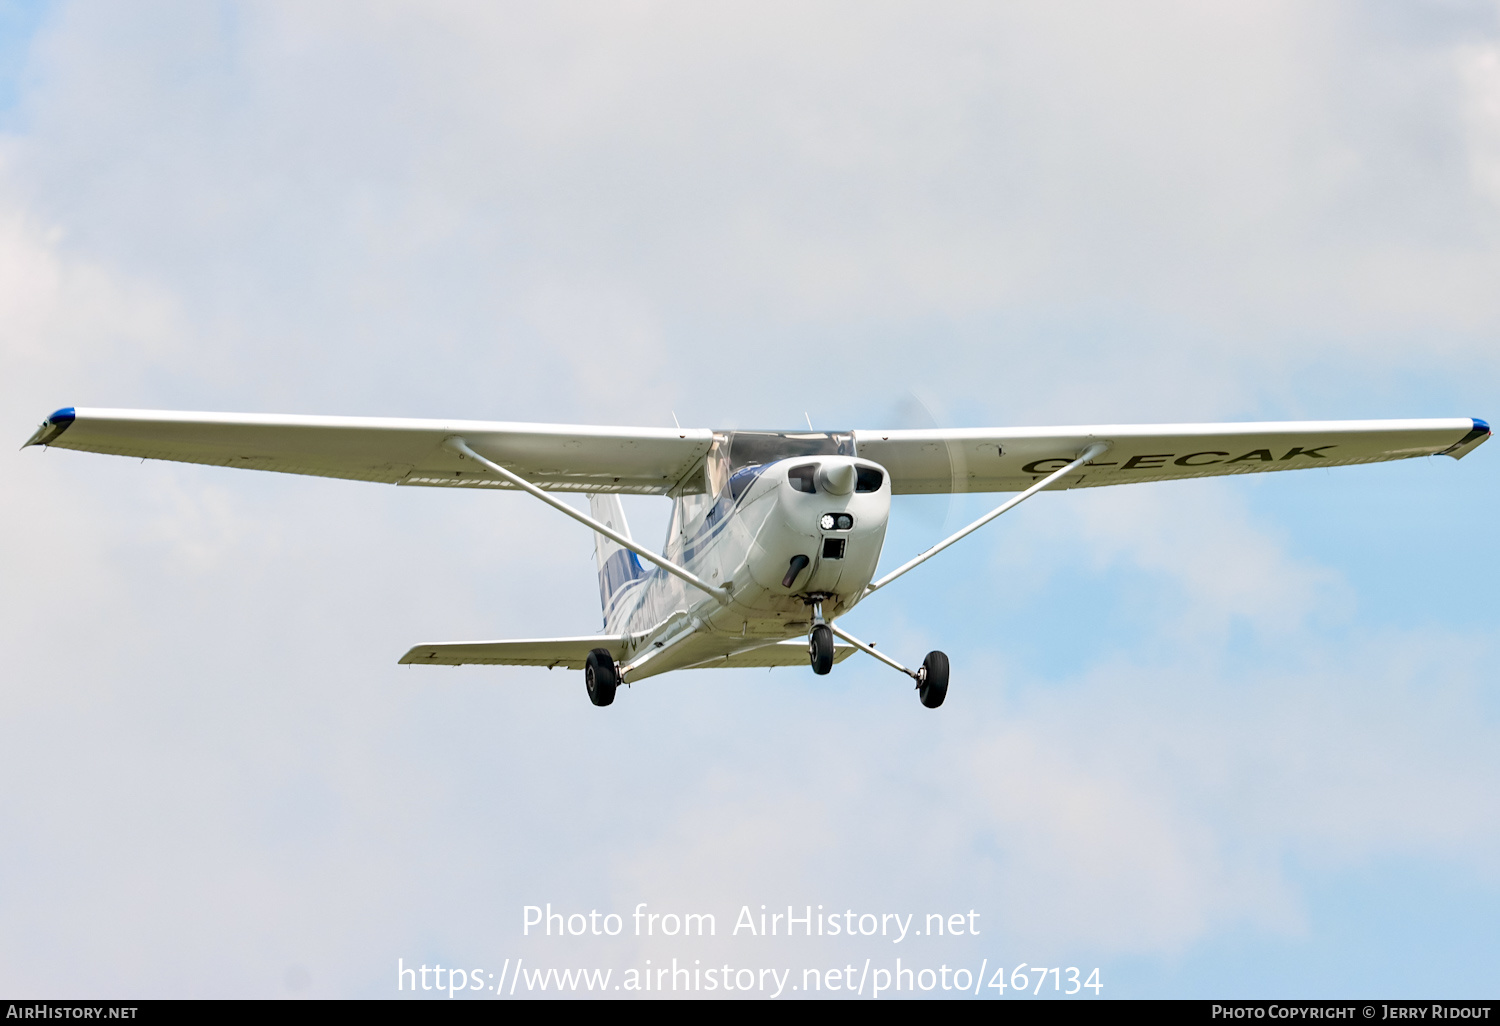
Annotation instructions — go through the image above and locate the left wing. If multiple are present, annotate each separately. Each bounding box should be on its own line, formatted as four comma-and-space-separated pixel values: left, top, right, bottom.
852, 418, 1490, 494
23, 407, 714, 494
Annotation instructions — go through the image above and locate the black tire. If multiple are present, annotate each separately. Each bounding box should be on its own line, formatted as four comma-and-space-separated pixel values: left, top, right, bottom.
808, 624, 835, 675
585, 648, 618, 707
918, 650, 949, 708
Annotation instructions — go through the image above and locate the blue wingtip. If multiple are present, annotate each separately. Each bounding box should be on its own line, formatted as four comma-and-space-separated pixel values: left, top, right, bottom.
1440, 417, 1492, 459
23, 407, 76, 448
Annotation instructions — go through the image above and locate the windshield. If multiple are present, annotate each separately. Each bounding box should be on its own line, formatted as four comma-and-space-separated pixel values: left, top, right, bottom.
723, 430, 855, 473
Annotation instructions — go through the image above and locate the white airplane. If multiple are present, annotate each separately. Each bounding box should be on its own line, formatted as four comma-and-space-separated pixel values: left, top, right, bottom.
24, 407, 1490, 707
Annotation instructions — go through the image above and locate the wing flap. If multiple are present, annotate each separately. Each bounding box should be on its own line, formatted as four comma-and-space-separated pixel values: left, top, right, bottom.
25, 408, 714, 495
853, 418, 1489, 494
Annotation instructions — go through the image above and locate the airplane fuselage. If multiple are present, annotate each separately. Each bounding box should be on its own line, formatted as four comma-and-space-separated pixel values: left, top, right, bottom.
603, 454, 891, 678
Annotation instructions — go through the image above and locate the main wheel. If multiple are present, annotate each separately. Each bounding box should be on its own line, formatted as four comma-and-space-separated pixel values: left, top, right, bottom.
584, 648, 618, 707
918, 650, 949, 708
808, 624, 835, 675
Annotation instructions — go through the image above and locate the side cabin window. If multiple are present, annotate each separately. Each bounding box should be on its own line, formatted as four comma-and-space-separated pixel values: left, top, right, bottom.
663, 496, 682, 552
704, 435, 730, 499
666, 491, 711, 552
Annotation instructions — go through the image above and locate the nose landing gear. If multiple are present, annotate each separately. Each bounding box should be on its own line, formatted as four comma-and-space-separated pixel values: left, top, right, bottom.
809, 625, 835, 675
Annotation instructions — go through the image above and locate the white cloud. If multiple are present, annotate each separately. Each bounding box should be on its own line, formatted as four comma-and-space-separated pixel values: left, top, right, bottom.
1459, 39, 1500, 203
1, 0, 1496, 997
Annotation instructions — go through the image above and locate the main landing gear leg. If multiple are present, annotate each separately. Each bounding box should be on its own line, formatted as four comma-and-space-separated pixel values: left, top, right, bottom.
825, 623, 950, 709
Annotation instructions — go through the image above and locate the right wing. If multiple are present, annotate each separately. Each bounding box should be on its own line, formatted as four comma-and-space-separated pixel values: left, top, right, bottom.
851, 418, 1490, 494
23, 407, 714, 495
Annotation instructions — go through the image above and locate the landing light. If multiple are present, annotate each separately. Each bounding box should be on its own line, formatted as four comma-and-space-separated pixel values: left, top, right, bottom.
820, 513, 853, 531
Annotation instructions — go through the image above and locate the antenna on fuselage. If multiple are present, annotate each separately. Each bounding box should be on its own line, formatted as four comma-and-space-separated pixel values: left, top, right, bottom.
672, 411, 681, 429
805, 412, 814, 430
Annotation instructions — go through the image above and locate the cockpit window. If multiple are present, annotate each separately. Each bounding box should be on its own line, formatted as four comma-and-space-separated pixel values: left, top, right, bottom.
855, 467, 884, 492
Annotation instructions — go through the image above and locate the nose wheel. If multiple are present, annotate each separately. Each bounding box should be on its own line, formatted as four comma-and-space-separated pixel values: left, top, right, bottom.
805, 597, 837, 675
809, 623, 835, 675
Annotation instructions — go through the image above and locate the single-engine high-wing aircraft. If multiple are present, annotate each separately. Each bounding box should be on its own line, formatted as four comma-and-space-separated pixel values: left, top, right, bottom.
24, 407, 1491, 707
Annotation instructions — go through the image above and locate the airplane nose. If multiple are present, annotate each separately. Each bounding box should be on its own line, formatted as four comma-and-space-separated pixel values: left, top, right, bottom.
818, 463, 856, 495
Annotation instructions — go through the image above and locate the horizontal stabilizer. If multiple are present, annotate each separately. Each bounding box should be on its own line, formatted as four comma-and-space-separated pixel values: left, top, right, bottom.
399, 636, 628, 669
680, 638, 856, 670
399, 636, 854, 671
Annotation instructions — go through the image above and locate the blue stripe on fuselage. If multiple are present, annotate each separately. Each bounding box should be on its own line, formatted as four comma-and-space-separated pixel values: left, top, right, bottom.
681, 479, 765, 563
599, 548, 646, 610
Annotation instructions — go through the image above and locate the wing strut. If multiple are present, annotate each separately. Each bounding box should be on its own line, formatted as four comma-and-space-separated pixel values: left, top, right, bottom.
444, 436, 731, 605
828, 622, 919, 680
863, 441, 1111, 597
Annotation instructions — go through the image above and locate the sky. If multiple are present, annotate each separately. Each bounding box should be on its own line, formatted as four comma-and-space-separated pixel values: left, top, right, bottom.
1, 0, 1498, 1000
